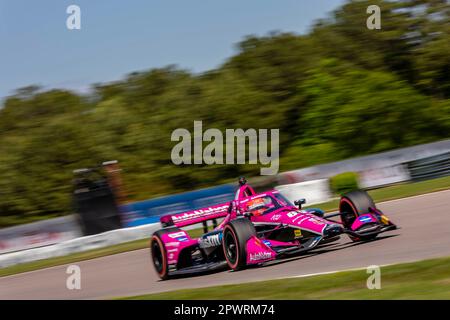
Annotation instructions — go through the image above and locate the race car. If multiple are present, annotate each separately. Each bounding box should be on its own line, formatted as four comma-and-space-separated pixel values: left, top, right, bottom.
150, 177, 397, 279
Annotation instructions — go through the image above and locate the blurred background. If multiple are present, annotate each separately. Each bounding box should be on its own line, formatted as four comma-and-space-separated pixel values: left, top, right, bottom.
0, 0, 449, 248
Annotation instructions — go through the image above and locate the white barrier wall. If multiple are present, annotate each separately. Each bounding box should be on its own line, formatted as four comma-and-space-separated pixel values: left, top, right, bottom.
0, 215, 83, 255
275, 179, 332, 206
0, 223, 160, 268
279, 139, 450, 185
359, 164, 411, 188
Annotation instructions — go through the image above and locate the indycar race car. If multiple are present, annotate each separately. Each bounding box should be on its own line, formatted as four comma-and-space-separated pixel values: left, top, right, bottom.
150, 177, 397, 280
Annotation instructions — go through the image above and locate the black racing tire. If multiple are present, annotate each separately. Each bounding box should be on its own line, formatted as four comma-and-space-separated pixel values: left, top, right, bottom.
150, 227, 180, 280
222, 218, 256, 271
339, 190, 376, 241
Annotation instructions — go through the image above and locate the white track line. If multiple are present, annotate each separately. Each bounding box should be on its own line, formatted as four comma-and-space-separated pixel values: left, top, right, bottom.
377, 188, 450, 205
287, 264, 392, 279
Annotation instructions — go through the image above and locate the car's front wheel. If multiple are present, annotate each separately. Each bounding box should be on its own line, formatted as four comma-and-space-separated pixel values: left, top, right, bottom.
222, 218, 256, 271
339, 190, 377, 242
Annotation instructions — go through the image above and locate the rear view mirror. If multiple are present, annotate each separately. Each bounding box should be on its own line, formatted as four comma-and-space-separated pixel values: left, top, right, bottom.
294, 198, 306, 209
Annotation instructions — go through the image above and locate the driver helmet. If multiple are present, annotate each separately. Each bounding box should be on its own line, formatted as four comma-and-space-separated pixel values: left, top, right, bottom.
246, 198, 268, 216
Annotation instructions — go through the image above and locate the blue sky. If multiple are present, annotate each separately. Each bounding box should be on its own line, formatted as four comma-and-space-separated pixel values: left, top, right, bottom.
0, 0, 345, 100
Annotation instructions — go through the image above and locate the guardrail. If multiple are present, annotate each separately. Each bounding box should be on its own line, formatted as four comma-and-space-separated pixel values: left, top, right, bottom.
407, 152, 450, 181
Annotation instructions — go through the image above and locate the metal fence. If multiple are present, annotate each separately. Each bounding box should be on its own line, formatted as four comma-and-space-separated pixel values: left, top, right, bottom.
407, 152, 450, 181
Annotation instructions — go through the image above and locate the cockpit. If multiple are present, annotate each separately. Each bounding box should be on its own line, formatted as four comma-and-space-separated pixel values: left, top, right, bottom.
240, 192, 294, 216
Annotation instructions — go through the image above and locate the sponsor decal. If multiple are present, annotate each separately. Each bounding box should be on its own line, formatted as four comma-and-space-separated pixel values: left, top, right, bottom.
263, 240, 272, 247
287, 211, 299, 218
172, 205, 229, 222
271, 214, 282, 221
380, 215, 390, 225
165, 242, 180, 247
199, 233, 222, 248
359, 216, 373, 223
168, 231, 186, 239
296, 216, 310, 224
254, 237, 263, 248
308, 217, 325, 225
176, 237, 189, 242
167, 248, 178, 253
249, 252, 272, 261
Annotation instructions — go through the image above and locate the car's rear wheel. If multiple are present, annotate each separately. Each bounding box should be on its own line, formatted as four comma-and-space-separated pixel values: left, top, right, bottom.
222, 218, 256, 271
339, 190, 377, 242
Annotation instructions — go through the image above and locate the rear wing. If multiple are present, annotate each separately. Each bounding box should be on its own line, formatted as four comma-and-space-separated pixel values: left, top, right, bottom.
160, 202, 231, 228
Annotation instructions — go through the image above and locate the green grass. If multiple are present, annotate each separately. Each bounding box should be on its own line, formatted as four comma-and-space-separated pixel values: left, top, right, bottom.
122, 256, 450, 300
306, 175, 450, 212
2, 175, 450, 278
368, 175, 450, 202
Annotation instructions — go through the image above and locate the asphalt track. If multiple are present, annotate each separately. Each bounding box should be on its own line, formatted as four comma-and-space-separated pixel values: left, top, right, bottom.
2, 190, 450, 299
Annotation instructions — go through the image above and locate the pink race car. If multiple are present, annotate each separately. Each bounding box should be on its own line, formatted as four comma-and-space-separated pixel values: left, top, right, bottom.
150, 177, 397, 280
